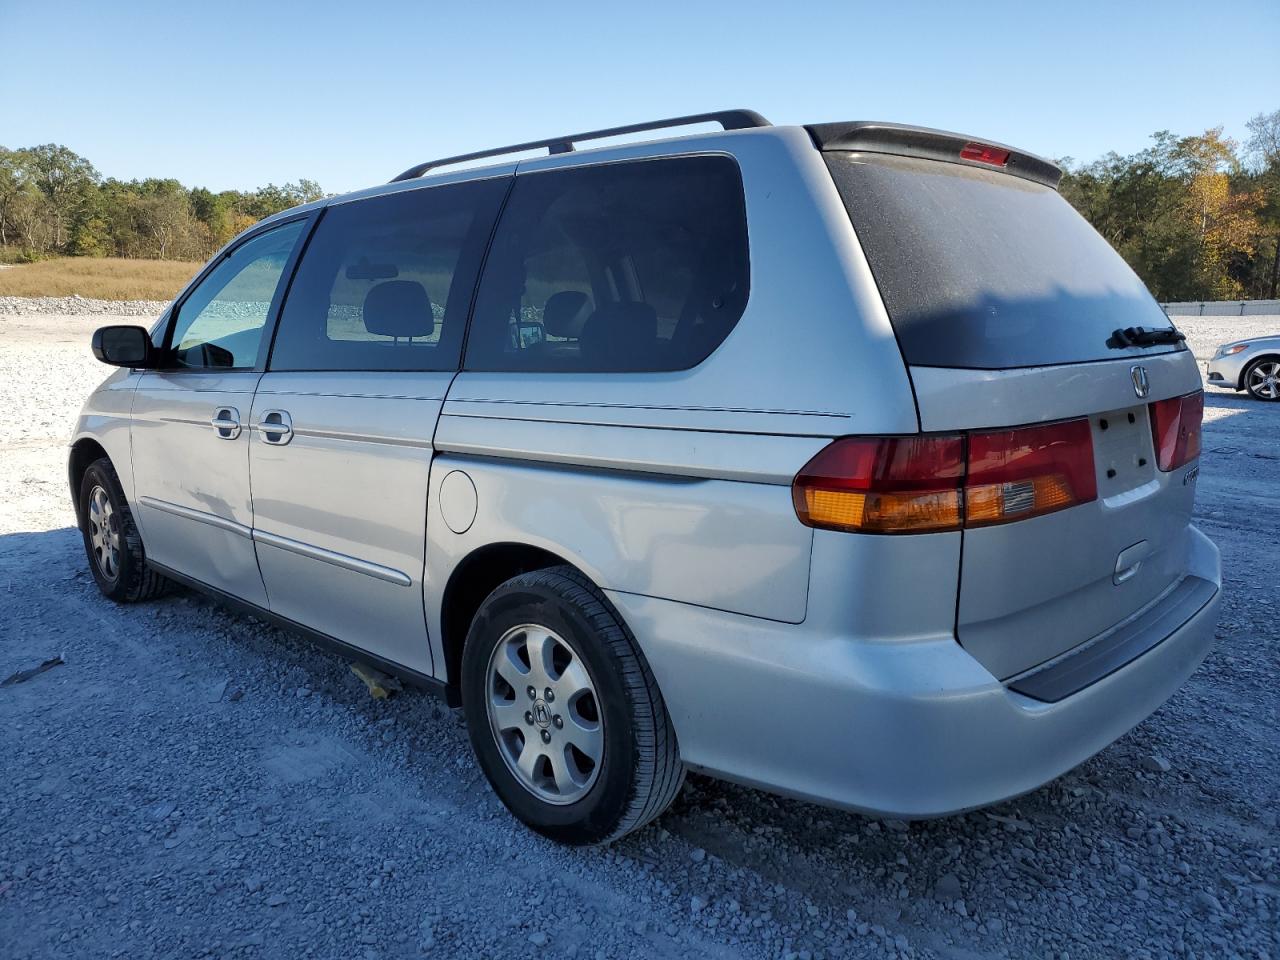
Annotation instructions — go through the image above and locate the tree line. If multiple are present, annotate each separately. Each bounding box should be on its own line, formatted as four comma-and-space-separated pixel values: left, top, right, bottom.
1060, 109, 1280, 301
0, 145, 324, 262
2, 108, 1278, 300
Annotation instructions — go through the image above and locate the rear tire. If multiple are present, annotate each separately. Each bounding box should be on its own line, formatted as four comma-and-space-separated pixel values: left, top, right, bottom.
1243, 357, 1280, 401
461, 565, 684, 845
78, 457, 168, 603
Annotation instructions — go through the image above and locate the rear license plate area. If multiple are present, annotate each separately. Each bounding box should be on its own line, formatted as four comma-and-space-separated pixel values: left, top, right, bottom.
1091, 405, 1155, 498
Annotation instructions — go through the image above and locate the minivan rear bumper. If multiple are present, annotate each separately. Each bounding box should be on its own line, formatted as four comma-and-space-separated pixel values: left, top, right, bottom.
607, 526, 1219, 819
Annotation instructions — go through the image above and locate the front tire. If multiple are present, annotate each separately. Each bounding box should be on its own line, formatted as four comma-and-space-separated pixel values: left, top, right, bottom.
78, 457, 168, 603
1243, 357, 1280, 401
461, 566, 684, 845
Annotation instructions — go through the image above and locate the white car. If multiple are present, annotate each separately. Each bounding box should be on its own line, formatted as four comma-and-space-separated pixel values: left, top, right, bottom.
1206, 335, 1280, 401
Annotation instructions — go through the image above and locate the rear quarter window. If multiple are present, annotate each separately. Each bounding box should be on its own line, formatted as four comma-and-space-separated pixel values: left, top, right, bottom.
464, 155, 749, 373
826, 153, 1180, 369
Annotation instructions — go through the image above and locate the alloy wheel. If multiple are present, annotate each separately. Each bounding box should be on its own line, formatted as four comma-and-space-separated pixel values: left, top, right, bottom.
1247, 360, 1280, 400
485, 623, 604, 805
87, 485, 121, 581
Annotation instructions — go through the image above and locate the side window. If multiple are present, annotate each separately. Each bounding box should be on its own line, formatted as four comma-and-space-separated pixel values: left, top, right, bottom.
465, 155, 750, 373
269, 178, 508, 372
166, 221, 305, 369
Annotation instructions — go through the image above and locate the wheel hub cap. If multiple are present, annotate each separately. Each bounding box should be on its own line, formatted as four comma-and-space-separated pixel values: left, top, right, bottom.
1251, 362, 1280, 399
87, 485, 120, 581
485, 624, 603, 805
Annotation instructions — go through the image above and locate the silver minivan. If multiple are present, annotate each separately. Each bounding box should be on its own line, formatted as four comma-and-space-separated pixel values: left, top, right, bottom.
71, 111, 1221, 844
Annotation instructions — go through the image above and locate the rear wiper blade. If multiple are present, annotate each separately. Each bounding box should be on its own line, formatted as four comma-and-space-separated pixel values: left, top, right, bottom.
1108, 326, 1186, 349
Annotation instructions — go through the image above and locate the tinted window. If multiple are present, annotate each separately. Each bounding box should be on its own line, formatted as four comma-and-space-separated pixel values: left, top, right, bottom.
826, 153, 1178, 369
465, 156, 749, 373
270, 179, 507, 372
167, 221, 304, 369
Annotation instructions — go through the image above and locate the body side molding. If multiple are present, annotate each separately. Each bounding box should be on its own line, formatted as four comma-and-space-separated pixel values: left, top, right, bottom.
252, 529, 413, 586
139, 497, 253, 539
139, 497, 412, 586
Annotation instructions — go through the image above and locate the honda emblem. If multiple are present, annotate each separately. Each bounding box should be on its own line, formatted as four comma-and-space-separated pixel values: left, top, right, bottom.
1130, 365, 1150, 399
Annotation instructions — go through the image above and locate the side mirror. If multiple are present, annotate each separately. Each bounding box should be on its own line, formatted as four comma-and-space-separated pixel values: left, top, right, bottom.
92, 325, 156, 368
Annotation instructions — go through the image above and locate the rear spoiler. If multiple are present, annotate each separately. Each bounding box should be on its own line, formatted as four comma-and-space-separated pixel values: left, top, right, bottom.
806, 121, 1062, 189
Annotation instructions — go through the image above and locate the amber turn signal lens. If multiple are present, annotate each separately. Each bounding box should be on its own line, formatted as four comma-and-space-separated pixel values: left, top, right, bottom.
795, 488, 963, 533
791, 436, 966, 535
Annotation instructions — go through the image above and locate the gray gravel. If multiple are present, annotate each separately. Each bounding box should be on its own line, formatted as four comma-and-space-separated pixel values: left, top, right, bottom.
0, 295, 171, 317
1, 302, 1277, 960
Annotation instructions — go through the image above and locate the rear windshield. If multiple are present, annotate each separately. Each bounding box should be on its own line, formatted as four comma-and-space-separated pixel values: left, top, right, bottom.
826, 153, 1180, 369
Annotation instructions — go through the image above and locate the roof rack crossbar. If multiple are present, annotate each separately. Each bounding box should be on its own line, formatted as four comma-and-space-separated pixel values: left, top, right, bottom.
390, 109, 770, 182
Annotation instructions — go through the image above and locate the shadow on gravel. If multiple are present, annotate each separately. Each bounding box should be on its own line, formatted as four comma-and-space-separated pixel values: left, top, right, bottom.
1203, 389, 1265, 413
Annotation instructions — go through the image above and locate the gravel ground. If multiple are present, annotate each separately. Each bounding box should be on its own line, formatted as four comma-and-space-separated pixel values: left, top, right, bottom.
1, 300, 1277, 960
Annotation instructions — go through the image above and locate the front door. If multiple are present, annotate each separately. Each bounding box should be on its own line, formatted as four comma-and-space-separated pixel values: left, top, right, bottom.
131, 219, 307, 605
248, 177, 509, 674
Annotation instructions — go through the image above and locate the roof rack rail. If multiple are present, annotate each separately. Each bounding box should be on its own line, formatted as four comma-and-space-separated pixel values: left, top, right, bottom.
390, 109, 771, 183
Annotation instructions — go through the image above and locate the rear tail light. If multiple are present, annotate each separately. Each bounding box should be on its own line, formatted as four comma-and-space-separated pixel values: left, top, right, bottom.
792, 436, 964, 533
1148, 390, 1203, 471
959, 142, 1010, 167
793, 419, 1097, 534
965, 419, 1097, 528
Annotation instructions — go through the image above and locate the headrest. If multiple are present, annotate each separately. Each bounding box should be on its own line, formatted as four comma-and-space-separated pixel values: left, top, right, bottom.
542, 290, 590, 339
363, 281, 434, 339
581, 301, 658, 367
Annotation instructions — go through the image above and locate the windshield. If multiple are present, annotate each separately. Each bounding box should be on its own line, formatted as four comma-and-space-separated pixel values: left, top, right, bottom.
826, 153, 1181, 369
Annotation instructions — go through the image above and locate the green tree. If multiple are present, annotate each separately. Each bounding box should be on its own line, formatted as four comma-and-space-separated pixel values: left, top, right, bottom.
1244, 110, 1280, 297
19, 144, 99, 251
1060, 125, 1267, 301
189, 186, 234, 253
134, 179, 202, 259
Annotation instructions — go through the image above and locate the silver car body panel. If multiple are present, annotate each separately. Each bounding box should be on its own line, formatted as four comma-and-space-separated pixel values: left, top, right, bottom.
423, 451, 815, 641
912, 350, 1205, 678
606, 526, 1218, 817
249, 371, 447, 676
433, 408, 828, 485
129, 370, 268, 607
69, 121, 1223, 819
909, 351, 1202, 432
69, 367, 139, 499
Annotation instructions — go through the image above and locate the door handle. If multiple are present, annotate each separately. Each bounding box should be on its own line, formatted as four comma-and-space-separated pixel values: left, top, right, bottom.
256, 409, 293, 445
1113, 540, 1150, 585
210, 407, 241, 440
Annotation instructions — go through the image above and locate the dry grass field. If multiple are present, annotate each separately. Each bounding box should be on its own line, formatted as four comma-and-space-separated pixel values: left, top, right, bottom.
0, 257, 199, 301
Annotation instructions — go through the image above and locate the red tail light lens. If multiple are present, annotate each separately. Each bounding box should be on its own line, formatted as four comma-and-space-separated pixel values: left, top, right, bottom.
965, 419, 1097, 527
959, 142, 1010, 167
792, 436, 964, 533
1149, 391, 1203, 471
793, 419, 1099, 534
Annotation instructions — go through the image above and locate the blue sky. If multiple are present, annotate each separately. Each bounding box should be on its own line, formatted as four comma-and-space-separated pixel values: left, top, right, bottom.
2, 0, 1277, 194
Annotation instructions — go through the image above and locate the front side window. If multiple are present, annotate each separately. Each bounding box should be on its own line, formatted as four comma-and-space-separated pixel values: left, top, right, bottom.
465, 156, 750, 373
167, 221, 305, 369
269, 178, 508, 372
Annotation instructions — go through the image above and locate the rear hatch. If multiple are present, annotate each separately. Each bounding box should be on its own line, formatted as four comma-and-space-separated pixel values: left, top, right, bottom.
818, 124, 1204, 679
